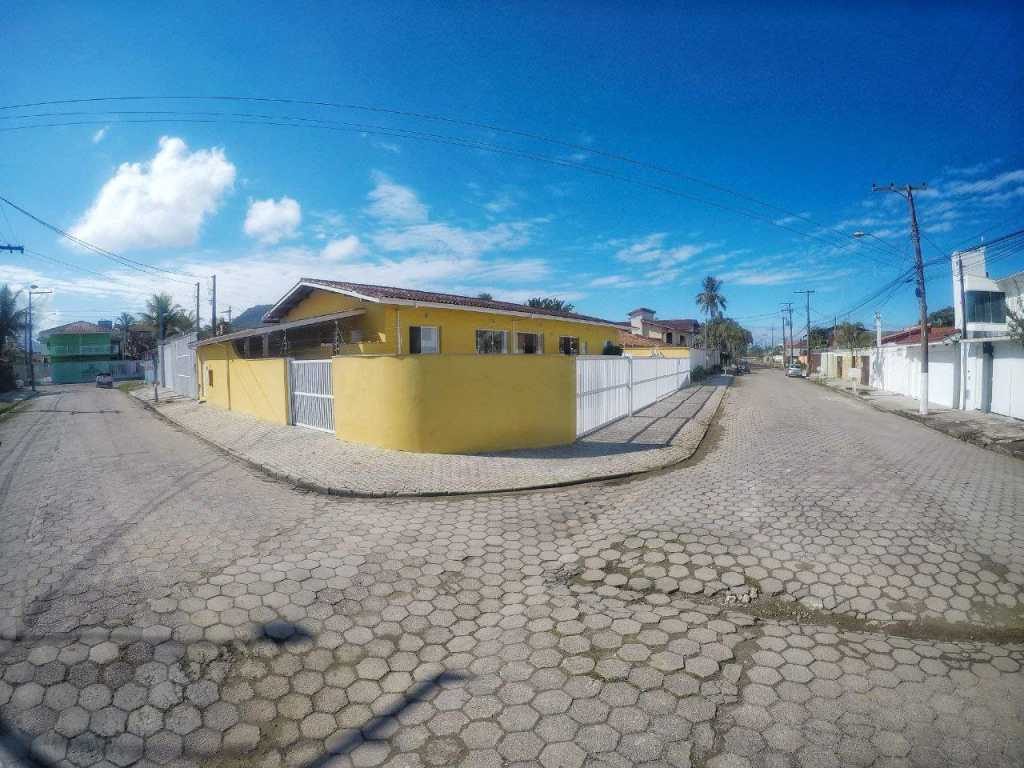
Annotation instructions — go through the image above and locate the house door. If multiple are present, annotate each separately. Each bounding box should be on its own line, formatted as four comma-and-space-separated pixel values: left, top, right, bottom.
288, 359, 335, 432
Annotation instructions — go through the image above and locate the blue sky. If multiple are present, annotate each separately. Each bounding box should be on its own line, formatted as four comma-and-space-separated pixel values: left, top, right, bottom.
3, 1, 1022, 343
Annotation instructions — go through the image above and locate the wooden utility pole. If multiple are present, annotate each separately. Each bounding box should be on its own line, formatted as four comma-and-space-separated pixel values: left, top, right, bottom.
873, 183, 929, 414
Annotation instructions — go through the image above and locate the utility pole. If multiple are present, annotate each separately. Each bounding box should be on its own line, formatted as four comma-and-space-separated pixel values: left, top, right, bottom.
770, 326, 775, 367
795, 290, 814, 374
874, 311, 883, 392
226, 306, 233, 325
26, 285, 52, 391
195, 282, 201, 339
873, 182, 929, 414
781, 302, 794, 367
154, 303, 163, 403
210, 274, 217, 336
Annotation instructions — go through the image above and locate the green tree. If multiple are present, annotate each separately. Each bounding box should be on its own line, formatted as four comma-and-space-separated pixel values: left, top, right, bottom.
115, 312, 134, 359
476, 292, 494, 301
526, 297, 575, 313
927, 306, 955, 326
808, 325, 831, 350
0, 284, 28, 356
140, 293, 191, 338
834, 321, 872, 356
1007, 307, 1024, 346
705, 317, 752, 363
695, 275, 726, 349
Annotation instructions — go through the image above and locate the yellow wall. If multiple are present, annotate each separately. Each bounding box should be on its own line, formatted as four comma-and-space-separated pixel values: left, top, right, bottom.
333, 354, 576, 453
197, 343, 290, 424
283, 288, 617, 356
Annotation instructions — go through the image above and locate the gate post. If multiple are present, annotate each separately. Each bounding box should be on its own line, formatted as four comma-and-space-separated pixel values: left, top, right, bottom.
627, 358, 634, 416
286, 358, 293, 426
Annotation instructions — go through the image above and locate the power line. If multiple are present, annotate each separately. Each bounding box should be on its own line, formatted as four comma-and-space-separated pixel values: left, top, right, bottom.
0, 101, 905, 262
0, 95, 911, 245
0, 194, 196, 285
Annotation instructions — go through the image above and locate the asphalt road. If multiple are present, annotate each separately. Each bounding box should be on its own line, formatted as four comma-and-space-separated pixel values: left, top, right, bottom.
1, 371, 1021, 767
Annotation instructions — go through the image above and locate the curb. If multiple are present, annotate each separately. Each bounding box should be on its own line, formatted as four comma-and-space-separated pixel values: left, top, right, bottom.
808, 376, 1023, 461
127, 385, 729, 499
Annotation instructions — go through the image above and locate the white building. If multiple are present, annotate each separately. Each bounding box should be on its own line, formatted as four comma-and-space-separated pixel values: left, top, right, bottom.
950, 247, 1023, 418
861, 247, 1022, 420
627, 308, 702, 347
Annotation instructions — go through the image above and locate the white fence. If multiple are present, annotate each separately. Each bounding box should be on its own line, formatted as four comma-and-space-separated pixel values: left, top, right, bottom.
576, 356, 691, 437
289, 359, 335, 433
158, 333, 197, 399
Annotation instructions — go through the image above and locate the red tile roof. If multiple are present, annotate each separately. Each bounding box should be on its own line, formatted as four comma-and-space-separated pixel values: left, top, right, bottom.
618, 329, 663, 348
645, 318, 701, 332
267, 279, 619, 326
880, 325, 955, 345
39, 321, 109, 337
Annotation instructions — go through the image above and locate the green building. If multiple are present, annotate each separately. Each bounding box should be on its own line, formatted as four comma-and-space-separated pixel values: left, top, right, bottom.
40, 321, 118, 384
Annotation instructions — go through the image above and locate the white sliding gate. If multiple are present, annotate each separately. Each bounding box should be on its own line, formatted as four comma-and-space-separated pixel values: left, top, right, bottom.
576, 356, 691, 437
288, 359, 335, 432
159, 332, 197, 398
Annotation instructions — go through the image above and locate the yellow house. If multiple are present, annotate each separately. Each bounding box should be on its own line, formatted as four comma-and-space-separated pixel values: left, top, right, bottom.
196, 279, 621, 453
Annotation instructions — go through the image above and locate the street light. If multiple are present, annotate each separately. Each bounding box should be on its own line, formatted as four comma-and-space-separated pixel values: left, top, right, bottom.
26, 284, 52, 392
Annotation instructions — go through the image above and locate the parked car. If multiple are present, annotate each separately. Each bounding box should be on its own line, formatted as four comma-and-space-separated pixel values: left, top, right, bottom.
95, 372, 113, 388
785, 363, 803, 378
737, 361, 751, 374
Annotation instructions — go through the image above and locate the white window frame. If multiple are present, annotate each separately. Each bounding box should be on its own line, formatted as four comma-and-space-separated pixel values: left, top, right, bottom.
410, 325, 440, 354
515, 331, 543, 355
475, 329, 509, 354
559, 335, 581, 355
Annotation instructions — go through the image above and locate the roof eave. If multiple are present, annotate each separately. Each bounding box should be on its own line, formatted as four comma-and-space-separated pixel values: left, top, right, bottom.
265, 279, 620, 329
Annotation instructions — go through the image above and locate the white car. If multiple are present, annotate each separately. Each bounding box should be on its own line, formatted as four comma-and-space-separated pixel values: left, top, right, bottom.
785, 363, 803, 378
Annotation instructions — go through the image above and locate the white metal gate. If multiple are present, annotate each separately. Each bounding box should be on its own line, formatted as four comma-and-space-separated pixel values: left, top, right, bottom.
289, 359, 335, 432
575, 356, 691, 437
159, 332, 197, 398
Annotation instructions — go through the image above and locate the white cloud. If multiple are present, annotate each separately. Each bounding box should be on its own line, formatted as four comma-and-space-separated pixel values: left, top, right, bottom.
321, 235, 365, 261
944, 169, 1024, 196
92, 127, 108, 144
366, 172, 428, 223
372, 221, 532, 258
613, 233, 714, 267
244, 196, 302, 244
372, 140, 402, 154
70, 136, 236, 251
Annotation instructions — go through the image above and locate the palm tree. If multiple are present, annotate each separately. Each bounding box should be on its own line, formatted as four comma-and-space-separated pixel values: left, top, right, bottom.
526, 297, 576, 313
695, 275, 726, 349
140, 293, 189, 338
115, 312, 134, 359
0, 284, 28, 357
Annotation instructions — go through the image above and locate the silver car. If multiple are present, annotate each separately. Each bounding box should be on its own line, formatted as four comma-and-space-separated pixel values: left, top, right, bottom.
785, 363, 803, 378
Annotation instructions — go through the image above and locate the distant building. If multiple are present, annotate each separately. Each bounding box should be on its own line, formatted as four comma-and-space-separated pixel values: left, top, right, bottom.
39, 321, 117, 384
626, 308, 701, 347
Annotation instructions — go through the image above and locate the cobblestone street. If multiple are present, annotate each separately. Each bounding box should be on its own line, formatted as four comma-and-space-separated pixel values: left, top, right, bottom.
1, 369, 1021, 768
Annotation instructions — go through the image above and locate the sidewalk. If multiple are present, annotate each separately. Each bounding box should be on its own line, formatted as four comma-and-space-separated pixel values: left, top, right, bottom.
817, 376, 1024, 460
130, 378, 729, 496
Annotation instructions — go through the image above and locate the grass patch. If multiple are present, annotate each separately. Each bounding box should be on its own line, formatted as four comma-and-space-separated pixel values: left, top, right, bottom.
0, 397, 33, 420
117, 381, 146, 393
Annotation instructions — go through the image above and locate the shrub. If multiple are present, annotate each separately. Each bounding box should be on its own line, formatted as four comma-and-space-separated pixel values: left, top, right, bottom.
601, 341, 624, 356
0, 362, 16, 392
690, 365, 707, 383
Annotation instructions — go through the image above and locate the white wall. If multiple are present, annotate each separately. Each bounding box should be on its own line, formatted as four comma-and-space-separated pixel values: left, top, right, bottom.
871, 343, 957, 408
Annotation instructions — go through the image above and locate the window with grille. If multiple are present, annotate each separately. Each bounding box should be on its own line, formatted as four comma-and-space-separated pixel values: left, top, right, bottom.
475, 329, 508, 354
516, 332, 542, 354
559, 336, 580, 355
